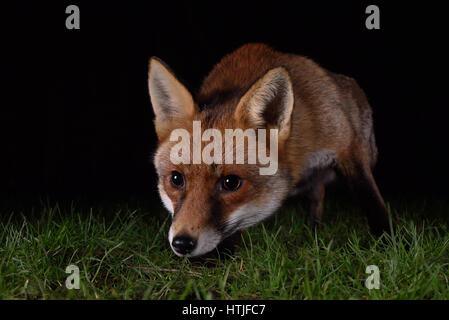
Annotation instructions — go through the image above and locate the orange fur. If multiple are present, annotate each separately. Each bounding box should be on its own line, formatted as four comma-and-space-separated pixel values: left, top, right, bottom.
149, 43, 395, 257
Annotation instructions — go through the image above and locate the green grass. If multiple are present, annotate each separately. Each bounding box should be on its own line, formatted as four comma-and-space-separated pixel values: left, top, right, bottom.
0, 198, 448, 299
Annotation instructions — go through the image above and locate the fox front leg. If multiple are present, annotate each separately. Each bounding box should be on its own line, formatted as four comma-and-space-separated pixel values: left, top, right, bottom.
307, 184, 326, 224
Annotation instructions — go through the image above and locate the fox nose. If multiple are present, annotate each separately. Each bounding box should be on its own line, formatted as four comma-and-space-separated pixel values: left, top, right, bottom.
172, 235, 197, 255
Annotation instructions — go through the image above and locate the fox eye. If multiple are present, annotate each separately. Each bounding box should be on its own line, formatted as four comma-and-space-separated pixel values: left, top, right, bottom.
170, 171, 185, 189
222, 175, 242, 191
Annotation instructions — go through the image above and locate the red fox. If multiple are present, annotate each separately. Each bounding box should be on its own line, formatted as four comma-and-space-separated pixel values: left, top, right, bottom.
148, 43, 395, 257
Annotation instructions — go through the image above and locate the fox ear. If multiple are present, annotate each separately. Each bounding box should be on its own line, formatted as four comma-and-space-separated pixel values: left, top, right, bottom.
234, 67, 294, 141
148, 58, 196, 139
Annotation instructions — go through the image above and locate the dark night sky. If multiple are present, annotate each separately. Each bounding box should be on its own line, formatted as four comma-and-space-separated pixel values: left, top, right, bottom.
2, 1, 448, 203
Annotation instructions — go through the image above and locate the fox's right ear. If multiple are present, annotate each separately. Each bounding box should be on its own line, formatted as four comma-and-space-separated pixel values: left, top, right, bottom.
148, 58, 196, 140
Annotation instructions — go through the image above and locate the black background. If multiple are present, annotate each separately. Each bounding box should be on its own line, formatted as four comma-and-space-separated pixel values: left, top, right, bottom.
2, 1, 448, 206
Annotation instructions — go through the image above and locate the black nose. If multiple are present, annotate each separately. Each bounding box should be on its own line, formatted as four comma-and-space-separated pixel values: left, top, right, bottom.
172, 235, 197, 255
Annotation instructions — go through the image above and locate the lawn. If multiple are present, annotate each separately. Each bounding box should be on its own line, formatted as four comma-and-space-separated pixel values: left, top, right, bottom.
0, 197, 448, 299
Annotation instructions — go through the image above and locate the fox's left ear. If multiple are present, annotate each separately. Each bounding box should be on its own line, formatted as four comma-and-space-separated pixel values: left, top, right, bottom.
234, 67, 294, 141
148, 57, 197, 140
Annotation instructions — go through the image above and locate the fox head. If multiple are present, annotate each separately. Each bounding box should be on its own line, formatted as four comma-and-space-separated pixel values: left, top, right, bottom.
148, 57, 294, 257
